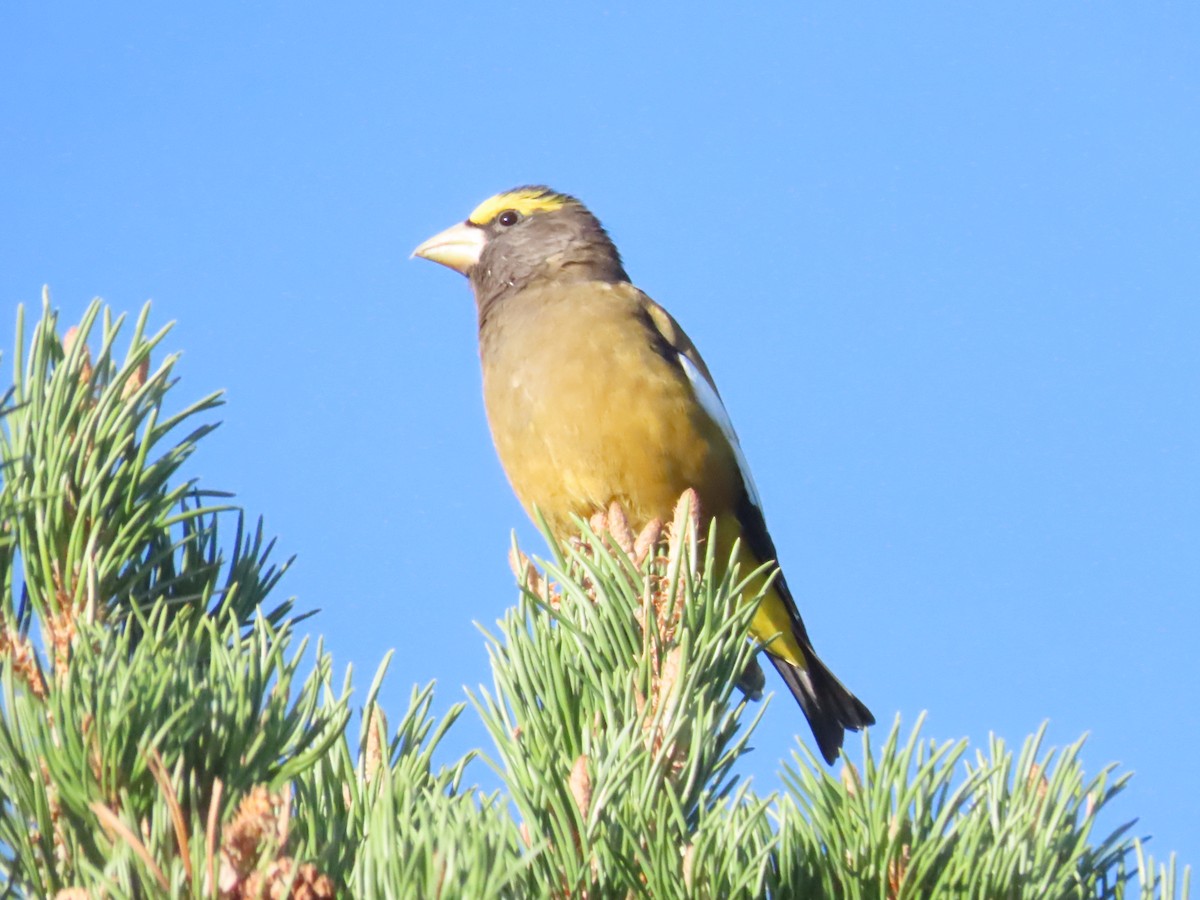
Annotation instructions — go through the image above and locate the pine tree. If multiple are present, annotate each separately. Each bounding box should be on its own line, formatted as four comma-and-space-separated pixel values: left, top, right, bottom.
0, 296, 1189, 898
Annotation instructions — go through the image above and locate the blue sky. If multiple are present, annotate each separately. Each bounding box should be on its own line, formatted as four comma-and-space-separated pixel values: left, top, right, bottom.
3, 2, 1197, 863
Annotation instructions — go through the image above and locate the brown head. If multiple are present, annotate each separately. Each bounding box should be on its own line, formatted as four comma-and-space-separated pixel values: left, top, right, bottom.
412, 186, 629, 315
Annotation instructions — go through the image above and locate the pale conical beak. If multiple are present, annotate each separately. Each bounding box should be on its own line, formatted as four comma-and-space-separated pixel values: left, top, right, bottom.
411, 221, 486, 275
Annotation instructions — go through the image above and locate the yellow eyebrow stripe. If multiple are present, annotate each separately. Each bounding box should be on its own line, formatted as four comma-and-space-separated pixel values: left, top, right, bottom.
468, 187, 574, 225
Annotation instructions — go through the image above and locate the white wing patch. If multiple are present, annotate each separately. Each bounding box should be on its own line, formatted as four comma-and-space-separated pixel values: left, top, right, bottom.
677, 354, 765, 512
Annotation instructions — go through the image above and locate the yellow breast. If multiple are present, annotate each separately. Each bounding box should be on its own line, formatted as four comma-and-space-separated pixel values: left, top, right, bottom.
480, 282, 741, 538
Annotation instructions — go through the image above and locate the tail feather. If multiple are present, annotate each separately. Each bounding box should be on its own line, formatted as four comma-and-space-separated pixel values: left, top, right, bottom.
769, 649, 874, 765
720, 491, 874, 763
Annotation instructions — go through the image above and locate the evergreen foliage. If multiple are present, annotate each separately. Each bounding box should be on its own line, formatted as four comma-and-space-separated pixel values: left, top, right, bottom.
0, 296, 1189, 898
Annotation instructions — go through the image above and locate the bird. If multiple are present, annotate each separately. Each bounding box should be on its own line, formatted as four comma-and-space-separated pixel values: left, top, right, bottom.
412, 186, 873, 763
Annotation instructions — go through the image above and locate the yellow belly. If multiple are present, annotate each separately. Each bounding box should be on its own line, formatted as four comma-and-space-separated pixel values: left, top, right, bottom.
480, 282, 806, 671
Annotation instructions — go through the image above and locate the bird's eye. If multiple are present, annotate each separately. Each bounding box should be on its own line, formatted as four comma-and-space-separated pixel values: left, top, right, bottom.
497, 209, 520, 227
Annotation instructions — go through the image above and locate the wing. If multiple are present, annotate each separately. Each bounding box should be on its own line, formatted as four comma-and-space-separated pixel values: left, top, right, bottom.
638, 296, 764, 510
635, 289, 812, 643
635, 289, 875, 763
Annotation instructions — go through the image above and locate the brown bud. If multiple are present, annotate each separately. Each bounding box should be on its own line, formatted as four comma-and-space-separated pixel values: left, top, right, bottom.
887, 844, 911, 899
62, 326, 93, 383
364, 706, 385, 782
605, 500, 636, 555
121, 357, 150, 400
671, 489, 701, 544
568, 754, 591, 821
840, 761, 861, 797
681, 842, 696, 892
633, 518, 663, 566
507, 546, 529, 580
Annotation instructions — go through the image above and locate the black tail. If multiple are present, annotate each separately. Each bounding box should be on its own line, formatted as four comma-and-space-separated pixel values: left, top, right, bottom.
728, 490, 874, 763
769, 648, 874, 765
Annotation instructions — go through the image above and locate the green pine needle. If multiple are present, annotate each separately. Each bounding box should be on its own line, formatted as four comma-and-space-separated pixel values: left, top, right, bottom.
0, 296, 1189, 899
